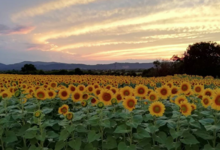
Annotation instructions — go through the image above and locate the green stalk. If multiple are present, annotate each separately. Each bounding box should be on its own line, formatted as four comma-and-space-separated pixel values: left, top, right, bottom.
130, 113, 133, 146
38, 116, 44, 149
213, 112, 217, 148
175, 114, 180, 150
1, 138, 4, 150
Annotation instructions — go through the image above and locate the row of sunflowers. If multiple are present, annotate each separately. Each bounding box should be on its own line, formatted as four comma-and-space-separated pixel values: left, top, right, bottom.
0, 74, 219, 150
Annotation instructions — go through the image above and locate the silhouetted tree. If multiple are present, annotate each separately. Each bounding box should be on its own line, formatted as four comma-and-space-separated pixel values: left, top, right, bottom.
172, 41, 220, 76
21, 64, 37, 74
74, 68, 83, 75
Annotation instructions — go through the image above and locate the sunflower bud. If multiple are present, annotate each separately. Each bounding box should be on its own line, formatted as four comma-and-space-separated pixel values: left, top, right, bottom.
97, 102, 104, 108
66, 112, 74, 120
14, 90, 21, 98
0, 96, 2, 101
34, 110, 42, 118
111, 98, 117, 105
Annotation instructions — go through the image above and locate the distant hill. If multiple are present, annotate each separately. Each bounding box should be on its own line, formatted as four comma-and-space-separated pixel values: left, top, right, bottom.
0, 61, 154, 71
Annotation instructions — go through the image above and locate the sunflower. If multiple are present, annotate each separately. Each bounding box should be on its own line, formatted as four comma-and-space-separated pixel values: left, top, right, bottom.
68, 85, 77, 93
148, 91, 158, 102
175, 96, 188, 106
77, 84, 86, 92
156, 85, 170, 99
149, 101, 165, 117
34, 110, 42, 118
48, 90, 57, 99
180, 82, 191, 94
179, 102, 192, 116
81, 100, 88, 107
201, 96, 211, 108
211, 93, 220, 110
58, 104, 69, 115
191, 103, 197, 110
98, 89, 114, 106
193, 85, 204, 94
170, 87, 179, 96
123, 96, 137, 111
0, 90, 12, 99
110, 87, 118, 94
58, 89, 70, 100
111, 98, 118, 105
86, 85, 94, 93
94, 88, 101, 96
134, 84, 148, 97
71, 90, 83, 102
120, 86, 133, 97
90, 97, 99, 106
66, 112, 74, 120
35, 89, 48, 100
203, 88, 214, 97
115, 92, 124, 103
97, 102, 104, 108
49, 82, 57, 89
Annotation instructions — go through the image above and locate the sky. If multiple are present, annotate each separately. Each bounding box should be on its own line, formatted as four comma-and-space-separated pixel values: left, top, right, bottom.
0, 0, 220, 65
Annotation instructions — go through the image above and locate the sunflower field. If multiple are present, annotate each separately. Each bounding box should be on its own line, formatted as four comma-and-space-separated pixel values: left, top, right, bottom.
0, 74, 220, 150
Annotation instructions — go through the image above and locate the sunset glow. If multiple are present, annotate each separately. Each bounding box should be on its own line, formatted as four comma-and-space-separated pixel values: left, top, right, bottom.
0, 0, 220, 64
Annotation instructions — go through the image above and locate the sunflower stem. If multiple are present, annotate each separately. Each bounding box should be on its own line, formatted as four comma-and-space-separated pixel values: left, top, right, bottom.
175, 114, 181, 150
130, 113, 133, 146
213, 111, 217, 148
1, 138, 4, 150
20, 99, 27, 148
38, 116, 44, 149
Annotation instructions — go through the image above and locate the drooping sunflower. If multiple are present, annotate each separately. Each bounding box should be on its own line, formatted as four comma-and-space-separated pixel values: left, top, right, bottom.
71, 90, 83, 102
58, 89, 70, 100
123, 96, 137, 111
35, 89, 48, 100
68, 85, 77, 93
48, 90, 57, 99
156, 85, 171, 99
134, 84, 148, 97
180, 82, 191, 94
211, 93, 220, 110
201, 96, 212, 108
148, 91, 158, 102
149, 101, 165, 117
175, 95, 188, 106
193, 85, 204, 94
120, 86, 133, 97
203, 88, 214, 97
58, 104, 69, 115
179, 101, 192, 116
98, 89, 114, 106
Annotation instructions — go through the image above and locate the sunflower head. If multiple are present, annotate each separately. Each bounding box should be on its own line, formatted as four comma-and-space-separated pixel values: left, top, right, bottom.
211, 93, 220, 110
134, 84, 148, 97
81, 100, 88, 107
175, 96, 188, 106
66, 112, 74, 120
179, 102, 192, 116
14, 90, 21, 98
148, 92, 158, 102
35, 89, 48, 100
90, 97, 99, 106
58, 89, 70, 100
157, 85, 170, 99
34, 110, 42, 118
149, 101, 165, 117
123, 96, 137, 111
98, 89, 114, 106
58, 104, 69, 115
97, 102, 104, 108
111, 98, 118, 105
201, 96, 211, 108
180, 82, 191, 94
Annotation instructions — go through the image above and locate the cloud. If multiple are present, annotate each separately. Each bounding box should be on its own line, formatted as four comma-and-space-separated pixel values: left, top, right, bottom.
12, 0, 99, 21
0, 24, 35, 35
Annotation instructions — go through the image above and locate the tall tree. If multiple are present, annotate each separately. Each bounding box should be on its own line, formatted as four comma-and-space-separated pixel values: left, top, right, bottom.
21, 64, 37, 73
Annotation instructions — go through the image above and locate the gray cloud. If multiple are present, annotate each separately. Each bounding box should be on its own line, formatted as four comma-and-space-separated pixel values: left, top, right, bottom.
0, 24, 35, 35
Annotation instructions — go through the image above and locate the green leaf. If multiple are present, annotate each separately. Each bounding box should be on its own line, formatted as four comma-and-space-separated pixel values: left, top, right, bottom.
169, 129, 183, 139
118, 142, 136, 150
199, 118, 214, 126
68, 138, 81, 150
133, 127, 151, 139
47, 131, 59, 139
42, 107, 53, 114
24, 130, 37, 139
101, 119, 111, 128
185, 144, 199, 150
88, 130, 101, 143
59, 129, 70, 141
28, 145, 41, 150
102, 136, 117, 149
84, 143, 97, 150
55, 141, 66, 150
114, 124, 130, 133
193, 129, 213, 140
180, 132, 199, 145
3, 131, 18, 143
145, 123, 159, 133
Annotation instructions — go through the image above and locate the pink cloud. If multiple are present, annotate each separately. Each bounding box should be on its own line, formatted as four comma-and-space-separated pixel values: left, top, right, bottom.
0, 24, 35, 35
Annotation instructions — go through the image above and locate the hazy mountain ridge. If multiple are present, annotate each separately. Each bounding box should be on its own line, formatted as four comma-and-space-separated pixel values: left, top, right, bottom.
0, 61, 154, 71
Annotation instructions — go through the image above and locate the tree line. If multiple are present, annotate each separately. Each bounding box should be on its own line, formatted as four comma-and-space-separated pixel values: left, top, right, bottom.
1, 41, 220, 77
